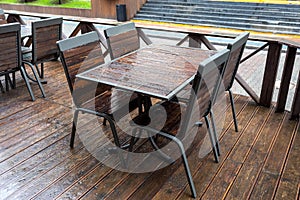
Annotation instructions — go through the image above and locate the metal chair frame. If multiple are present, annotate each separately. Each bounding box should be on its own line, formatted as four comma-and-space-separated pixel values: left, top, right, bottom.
0, 23, 45, 100
224, 32, 249, 132
23, 17, 63, 80
131, 49, 230, 198
57, 31, 141, 159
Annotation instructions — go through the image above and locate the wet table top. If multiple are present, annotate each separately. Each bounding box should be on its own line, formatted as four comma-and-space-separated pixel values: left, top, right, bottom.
77, 44, 217, 100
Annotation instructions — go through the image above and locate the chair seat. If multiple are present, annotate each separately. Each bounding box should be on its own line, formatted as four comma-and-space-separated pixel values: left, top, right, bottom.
82, 88, 140, 120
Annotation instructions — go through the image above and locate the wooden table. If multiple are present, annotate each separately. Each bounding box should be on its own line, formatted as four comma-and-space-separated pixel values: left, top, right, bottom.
77, 44, 217, 100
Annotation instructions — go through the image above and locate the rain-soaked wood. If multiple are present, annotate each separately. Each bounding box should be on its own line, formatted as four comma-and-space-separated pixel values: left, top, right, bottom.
274, 123, 300, 200
260, 42, 282, 107
0, 54, 299, 199
224, 111, 286, 200
249, 114, 298, 200
276, 46, 297, 112
291, 71, 300, 119
78, 44, 217, 100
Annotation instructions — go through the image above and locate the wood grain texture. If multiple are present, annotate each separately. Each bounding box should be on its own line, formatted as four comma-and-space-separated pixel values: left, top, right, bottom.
291, 71, 300, 119
260, 42, 282, 107
0, 55, 299, 200
276, 46, 297, 112
80, 45, 216, 100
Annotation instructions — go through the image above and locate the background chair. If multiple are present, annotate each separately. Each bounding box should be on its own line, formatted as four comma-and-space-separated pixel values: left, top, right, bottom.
223, 32, 249, 132
104, 22, 140, 60
131, 49, 230, 198
57, 31, 141, 149
0, 23, 45, 99
22, 17, 63, 80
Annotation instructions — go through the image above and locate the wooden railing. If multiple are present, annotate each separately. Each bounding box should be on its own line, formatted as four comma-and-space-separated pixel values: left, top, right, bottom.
3, 10, 300, 119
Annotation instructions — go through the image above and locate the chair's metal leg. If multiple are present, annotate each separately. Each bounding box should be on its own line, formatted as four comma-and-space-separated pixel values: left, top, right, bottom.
34, 63, 44, 79
210, 111, 221, 156
129, 127, 139, 152
12, 72, 16, 89
28, 64, 46, 98
0, 80, 4, 93
103, 118, 107, 126
20, 66, 35, 101
40, 63, 44, 79
157, 132, 197, 198
229, 89, 238, 132
148, 132, 174, 164
5, 74, 9, 92
204, 116, 219, 163
8, 74, 15, 89
105, 116, 126, 168
70, 109, 79, 148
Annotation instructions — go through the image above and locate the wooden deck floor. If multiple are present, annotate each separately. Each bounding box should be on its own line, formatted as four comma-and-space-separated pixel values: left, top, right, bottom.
0, 60, 299, 200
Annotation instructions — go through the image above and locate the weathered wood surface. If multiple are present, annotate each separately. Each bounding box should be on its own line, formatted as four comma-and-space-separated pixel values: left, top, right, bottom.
260, 42, 282, 107
276, 46, 297, 112
79, 44, 216, 100
105, 24, 140, 60
0, 59, 299, 199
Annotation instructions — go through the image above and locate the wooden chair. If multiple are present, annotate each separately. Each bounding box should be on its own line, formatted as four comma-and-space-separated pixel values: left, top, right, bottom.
223, 32, 249, 132
57, 31, 141, 149
0, 23, 45, 99
104, 22, 151, 108
22, 17, 63, 80
131, 49, 230, 198
104, 22, 140, 60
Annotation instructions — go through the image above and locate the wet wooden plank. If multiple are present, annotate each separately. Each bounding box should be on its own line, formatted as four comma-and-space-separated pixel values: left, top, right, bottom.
3, 119, 107, 199
0, 54, 299, 200
201, 106, 276, 200
249, 115, 298, 199
151, 95, 243, 200
224, 112, 285, 200
274, 123, 300, 199
176, 101, 260, 199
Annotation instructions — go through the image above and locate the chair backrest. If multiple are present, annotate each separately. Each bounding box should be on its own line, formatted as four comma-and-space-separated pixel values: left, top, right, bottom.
31, 17, 62, 64
57, 31, 108, 106
180, 49, 230, 135
104, 22, 140, 60
223, 32, 249, 91
0, 23, 21, 73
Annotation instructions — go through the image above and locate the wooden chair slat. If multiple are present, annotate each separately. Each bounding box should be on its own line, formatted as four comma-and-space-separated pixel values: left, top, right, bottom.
104, 22, 140, 60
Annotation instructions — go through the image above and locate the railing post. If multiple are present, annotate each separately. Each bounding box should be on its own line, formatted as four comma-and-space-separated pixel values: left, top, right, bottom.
188, 33, 202, 48
276, 46, 297, 112
259, 42, 282, 107
291, 71, 300, 120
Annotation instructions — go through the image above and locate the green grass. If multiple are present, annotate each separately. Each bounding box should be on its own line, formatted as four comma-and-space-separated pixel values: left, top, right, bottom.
0, 0, 91, 9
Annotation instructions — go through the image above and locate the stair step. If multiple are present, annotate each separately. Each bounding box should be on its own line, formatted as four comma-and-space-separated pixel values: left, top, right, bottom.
134, 15, 300, 35
134, 0, 300, 36
137, 10, 300, 25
